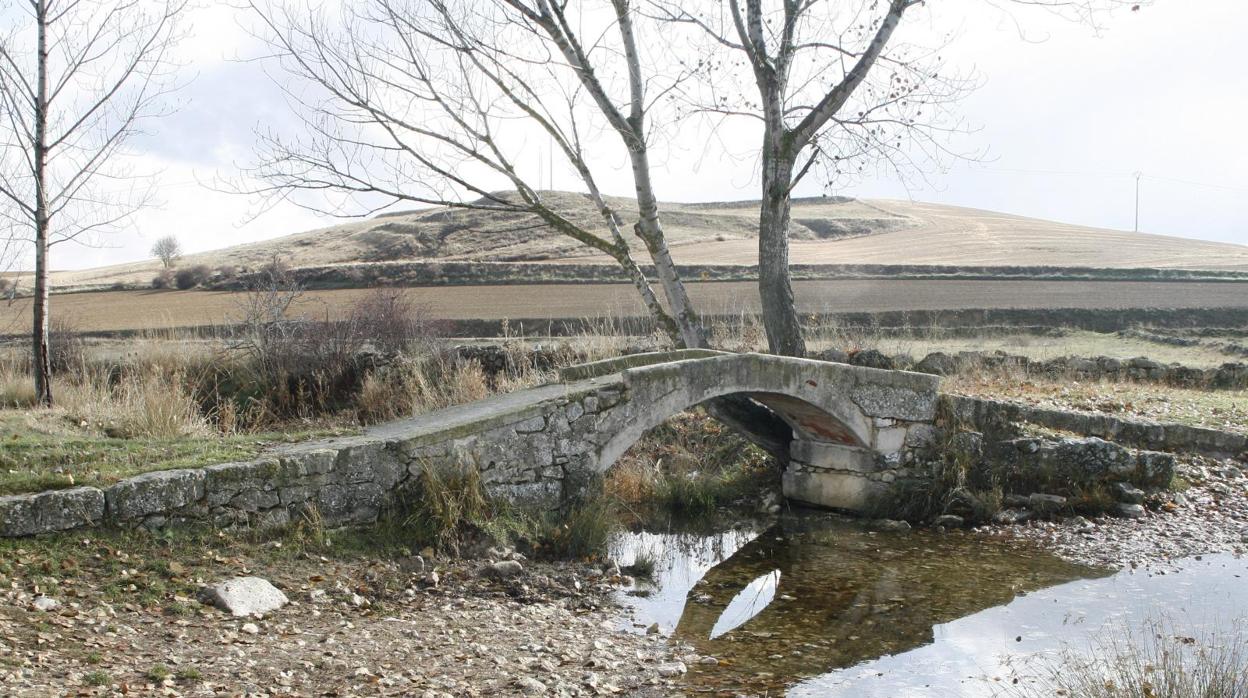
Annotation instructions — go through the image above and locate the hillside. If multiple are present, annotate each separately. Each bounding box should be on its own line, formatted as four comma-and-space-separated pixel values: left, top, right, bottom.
36, 192, 1248, 290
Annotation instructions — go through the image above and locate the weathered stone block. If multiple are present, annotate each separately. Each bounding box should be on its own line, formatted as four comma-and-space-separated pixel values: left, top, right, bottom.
790, 440, 877, 473
851, 383, 937, 422
204, 577, 289, 617
873, 427, 908, 455
279, 449, 337, 478
782, 470, 887, 513
337, 442, 404, 487
0, 487, 106, 537
107, 469, 205, 521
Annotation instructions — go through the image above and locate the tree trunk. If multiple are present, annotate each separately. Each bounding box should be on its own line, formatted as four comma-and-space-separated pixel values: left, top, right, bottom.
32, 0, 53, 406
757, 142, 805, 357
629, 146, 707, 349
32, 232, 52, 406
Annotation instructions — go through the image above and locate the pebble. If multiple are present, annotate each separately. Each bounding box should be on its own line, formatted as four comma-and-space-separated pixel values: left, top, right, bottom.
31, 596, 59, 612
516, 676, 547, 694
656, 662, 687, 677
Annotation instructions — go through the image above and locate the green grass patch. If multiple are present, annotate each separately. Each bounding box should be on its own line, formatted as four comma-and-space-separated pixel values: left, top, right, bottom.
0, 411, 354, 495
83, 671, 111, 687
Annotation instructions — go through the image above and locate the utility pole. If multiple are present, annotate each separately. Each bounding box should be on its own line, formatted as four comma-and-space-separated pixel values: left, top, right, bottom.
1133, 171, 1142, 233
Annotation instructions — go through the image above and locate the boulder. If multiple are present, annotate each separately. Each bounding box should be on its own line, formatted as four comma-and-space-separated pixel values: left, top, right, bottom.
913, 352, 959, 376
1113, 482, 1146, 504
1028, 493, 1068, 514
1116, 503, 1146, 519
204, 577, 289, 617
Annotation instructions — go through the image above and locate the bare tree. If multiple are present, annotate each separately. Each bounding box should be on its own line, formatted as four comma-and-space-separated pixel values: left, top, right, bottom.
655, 0, 1143, 356
244, 0, 706, 348
0, 0, 185, 404
151, 234, 182, 268
245, 0, 795, 457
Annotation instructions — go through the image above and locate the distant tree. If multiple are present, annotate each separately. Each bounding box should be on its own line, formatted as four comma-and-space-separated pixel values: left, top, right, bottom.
0, 0, 186, 405
151, 236, 182, 269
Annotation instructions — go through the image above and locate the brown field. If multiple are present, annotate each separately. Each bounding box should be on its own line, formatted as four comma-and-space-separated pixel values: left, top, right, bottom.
2, 279, 1246, 335
20, 194, 1248, 292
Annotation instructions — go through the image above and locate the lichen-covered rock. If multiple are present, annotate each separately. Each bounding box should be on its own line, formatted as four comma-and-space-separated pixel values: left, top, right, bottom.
849, 349, 895, 370
913, 352, 959, 376
0, 487, 105, 537
106, 469, 205, 521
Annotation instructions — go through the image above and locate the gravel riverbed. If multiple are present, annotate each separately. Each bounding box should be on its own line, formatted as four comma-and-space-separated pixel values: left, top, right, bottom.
979, 453, 1248, 569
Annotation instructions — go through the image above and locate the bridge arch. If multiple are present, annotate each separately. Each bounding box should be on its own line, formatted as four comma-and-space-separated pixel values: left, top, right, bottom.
568, 352, 939, 481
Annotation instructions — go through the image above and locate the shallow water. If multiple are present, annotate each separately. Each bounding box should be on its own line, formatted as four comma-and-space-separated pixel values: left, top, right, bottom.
610, 514, 1248, 696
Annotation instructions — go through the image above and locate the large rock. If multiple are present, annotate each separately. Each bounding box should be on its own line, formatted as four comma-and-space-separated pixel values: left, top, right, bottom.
0, 487, 105, 537
848, 349, 895, 370
204, 577, 289, 617
914, 352, 959, 376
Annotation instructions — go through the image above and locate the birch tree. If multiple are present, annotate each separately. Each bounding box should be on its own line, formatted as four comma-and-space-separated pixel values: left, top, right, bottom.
0, 0, 184, 404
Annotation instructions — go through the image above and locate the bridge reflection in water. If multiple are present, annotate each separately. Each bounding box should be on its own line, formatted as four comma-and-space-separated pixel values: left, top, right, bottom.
611, 516, 1104, 696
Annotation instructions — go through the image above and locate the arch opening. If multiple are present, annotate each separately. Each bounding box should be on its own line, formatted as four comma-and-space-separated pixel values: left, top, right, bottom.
601, 407, 776, 520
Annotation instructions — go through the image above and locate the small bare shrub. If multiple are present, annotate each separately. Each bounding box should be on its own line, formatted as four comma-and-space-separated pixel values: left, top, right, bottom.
151, 269, 175, 289
48, 316, 86, 374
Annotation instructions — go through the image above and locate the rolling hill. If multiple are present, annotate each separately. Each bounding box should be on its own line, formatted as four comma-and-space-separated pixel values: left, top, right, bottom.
34, 192, 1248, 290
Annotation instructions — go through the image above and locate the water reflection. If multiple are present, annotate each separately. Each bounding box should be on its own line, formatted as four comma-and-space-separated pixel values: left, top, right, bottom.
612, 514, 1104, 695
710, 569, 781, 640
608, 525, 760, 635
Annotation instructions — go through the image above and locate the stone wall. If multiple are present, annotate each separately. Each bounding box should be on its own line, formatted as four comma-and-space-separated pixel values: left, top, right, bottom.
879, 350, 1248, 391
942, 394, 1247, 460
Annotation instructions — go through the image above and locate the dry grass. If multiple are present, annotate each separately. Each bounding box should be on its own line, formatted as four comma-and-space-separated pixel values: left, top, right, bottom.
1015, 618, 1248, 698
946, 373, 1248, 434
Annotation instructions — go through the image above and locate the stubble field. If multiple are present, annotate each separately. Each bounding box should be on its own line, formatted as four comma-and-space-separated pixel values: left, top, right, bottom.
2, 278, 1247, 336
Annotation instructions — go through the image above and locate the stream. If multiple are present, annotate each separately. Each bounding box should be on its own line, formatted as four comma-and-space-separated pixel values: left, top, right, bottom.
608, 513, 1248, 696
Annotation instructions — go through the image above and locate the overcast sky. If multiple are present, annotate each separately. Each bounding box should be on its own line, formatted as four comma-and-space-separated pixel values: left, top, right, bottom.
24, 0, 1248, 270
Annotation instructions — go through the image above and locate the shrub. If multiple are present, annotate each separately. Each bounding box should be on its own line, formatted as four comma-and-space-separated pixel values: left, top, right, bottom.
151, 269, 175, 289
174, 265, 211, 290
228, 285, 445, 422
216, 264, 238, 280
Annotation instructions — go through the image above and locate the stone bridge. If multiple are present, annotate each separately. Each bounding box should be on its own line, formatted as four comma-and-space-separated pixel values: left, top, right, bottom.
0, 350, 941, 536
